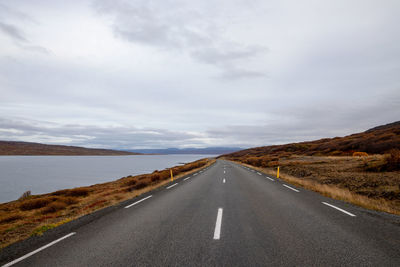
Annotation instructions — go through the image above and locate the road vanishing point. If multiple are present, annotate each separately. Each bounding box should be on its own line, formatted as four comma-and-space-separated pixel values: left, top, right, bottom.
1, 160, 400, 266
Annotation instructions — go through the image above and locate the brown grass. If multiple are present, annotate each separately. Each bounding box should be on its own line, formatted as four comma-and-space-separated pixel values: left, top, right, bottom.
0, 214, 23, 224
0, 157, 214, 248
232, 156, 400, 215
353, 152, 368, 157
19, 198, 52, 211
222, 121, 400, 159
52, 188, 90, 197
41, 201, 68, 214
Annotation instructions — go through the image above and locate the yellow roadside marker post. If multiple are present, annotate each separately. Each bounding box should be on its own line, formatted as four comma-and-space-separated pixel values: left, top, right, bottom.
277, 166, 280, 179
170, 169, 174, 182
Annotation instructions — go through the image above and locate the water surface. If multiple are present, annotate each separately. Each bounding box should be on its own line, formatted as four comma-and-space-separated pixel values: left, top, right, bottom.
0, 155, 214, 203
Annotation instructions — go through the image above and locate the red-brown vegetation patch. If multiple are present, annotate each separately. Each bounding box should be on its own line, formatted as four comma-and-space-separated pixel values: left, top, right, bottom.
86, 199, 108, 209
353, 152, 368, 157
222, 121, 400, 159
0, 214, 23, 224
19, 198, 52, 211
41, 201, 68, 214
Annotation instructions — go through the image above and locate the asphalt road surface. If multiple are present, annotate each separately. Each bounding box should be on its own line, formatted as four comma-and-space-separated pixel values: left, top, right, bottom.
2, 160, 400, 266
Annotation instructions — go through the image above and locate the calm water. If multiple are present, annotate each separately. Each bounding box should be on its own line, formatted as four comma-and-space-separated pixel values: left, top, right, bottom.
0, 155, 215, 203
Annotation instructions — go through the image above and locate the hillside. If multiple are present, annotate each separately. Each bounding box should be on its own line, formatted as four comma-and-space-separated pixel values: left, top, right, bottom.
0, 141, 140, 156
223, 121, 400, 159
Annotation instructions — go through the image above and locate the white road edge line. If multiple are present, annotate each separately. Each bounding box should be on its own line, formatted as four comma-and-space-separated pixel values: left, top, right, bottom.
257, 172, 262, 175
184, 176, 191, 181
322, 202, 356, 217
266, 176, 275, 181
125, 195, 153, 208
213, 208, 223, 240
166, 183, 178, 189
283, 184, 300, 192
193, 173, 198, 176
3, 232, 76, 267
223, 178, 226, 183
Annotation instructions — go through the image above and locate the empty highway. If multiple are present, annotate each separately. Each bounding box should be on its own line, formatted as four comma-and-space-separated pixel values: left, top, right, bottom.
2, 160, 400, 266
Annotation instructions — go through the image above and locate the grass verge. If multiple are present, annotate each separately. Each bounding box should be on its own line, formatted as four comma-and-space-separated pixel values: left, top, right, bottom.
0, 158, 215, 249
230, 156, 400, 216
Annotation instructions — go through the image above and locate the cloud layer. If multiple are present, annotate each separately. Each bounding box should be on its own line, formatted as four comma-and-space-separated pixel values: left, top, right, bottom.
0, 0, 399, 149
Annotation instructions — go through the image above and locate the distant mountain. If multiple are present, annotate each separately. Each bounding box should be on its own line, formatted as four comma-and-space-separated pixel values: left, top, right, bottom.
221, 121, 400, 159
0, 141, 140, 156
129, 147, 243, 155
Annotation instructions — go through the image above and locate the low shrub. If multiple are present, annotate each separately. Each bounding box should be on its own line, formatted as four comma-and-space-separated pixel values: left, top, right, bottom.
134, 181, 148, 190
268, 161, 280, 167
126, 181, 149, 192
87, 199, 107, 209
66, 188, 89, 197
386, 149, 400, 171
353, 152, 368, 157
58, 197, 78, 205
18, 190, 31, 200
41, 201, 67, 214
124, 179, 137, 187
0, 214, 23, 224
159, 170, 170, 180
19, 198, 51, 211
51, 189, 69, 196
151, 174, 160, 182
365, 149, 400, 172
52, 188, 89, 197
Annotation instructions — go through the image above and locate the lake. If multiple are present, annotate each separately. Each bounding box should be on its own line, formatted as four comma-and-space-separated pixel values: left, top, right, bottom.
0, 155, 215, 203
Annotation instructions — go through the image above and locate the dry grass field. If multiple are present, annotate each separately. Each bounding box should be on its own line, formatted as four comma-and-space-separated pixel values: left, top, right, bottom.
222, 121, 400, 215
231, 155, 400, 215
0, 158, 214, 248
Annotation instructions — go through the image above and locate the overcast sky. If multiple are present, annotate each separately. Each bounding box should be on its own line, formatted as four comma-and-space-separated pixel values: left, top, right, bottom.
0, 0, 399, 149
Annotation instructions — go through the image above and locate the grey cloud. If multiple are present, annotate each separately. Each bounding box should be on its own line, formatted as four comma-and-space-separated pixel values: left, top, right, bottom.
206, 93, 400, 147
192, 45, 267, 78
94, 0, 267, 79
0, 21, 28, 42
0, 117, 205, 149
0, 3, 37, 23
0, 4, 49, 54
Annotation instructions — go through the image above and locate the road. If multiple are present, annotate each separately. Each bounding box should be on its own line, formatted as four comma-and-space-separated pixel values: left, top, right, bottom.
2, 160, 400, 266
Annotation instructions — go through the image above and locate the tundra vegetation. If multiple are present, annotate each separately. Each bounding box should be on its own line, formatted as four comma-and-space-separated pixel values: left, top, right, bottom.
0, 158, 213, 248
221, 121, 400, 215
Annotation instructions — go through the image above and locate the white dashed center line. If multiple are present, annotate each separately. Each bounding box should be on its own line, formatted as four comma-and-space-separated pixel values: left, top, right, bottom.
213, 208, 223, 240
125, 195, 153, 208
223, 178, 226, 183
322, 202, 356, 217
166, 183, 178, 189
3, 232, 76, 267
283, 184, 300, 192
